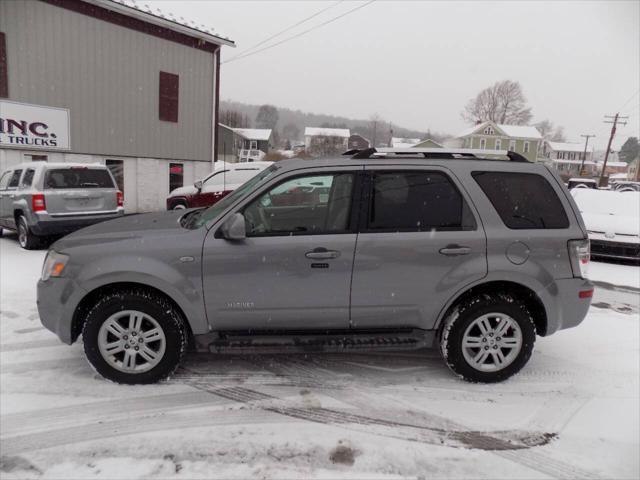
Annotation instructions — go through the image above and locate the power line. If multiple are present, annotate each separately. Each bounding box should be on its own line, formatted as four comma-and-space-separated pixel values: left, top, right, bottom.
618, 89, 640, 112
223, 0, 345, 62
223, 0, 376, 65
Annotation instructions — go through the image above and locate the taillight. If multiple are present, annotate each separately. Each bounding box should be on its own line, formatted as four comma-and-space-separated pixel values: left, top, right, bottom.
117, 191, 124, 207
568, 239, 590, 278
32, 193, 46, 212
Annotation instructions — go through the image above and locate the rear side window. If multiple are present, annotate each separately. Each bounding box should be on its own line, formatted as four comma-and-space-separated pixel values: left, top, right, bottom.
20, 169, 35, 188
472, 171, 569, 229
368, 171, 476, 231
8, 170, 22, 188
44, 168, 115, 189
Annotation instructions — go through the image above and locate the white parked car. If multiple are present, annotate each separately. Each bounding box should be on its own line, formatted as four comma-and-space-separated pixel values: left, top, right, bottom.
571, 188, 640, 263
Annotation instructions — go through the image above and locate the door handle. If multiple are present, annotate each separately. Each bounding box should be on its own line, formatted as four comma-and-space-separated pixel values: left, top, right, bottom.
439, 245, 471, 256
305, 248, 341, 260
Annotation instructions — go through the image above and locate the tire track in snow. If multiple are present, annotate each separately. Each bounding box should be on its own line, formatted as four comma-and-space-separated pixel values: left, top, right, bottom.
1, 408, 292, 457
0, 339, 62, 352
0, 357, 87, 375
1, 391, 229, 437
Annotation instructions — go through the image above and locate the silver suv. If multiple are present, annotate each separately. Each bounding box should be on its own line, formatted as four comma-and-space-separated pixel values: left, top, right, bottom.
37, 149, 593, 384
0, 162, 124, 249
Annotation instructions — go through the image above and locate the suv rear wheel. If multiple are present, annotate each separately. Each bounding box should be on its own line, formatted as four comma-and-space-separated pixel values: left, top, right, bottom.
17, 215, 41, 250
440, 293, 536, 383
82, 289, 188, 384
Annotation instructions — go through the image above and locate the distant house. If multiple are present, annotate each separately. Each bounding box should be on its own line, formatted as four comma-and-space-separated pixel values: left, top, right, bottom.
595, 161, 628, 177
628, 156, 640, 181
391, 137, 421, 148
412, 138, 443, 149
542, 141, 593, 162
448, 121, 542, 162
348, 134, 370, 150
217, 125, 272, 163
305, 127, 350, 156
552, 159, 597, 178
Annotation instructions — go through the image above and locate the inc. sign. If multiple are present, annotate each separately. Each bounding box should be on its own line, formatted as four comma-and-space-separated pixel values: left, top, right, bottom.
0, 100, 70, 150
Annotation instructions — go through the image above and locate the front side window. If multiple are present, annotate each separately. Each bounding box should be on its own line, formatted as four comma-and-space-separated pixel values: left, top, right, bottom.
169, 163, 183, 193
0, 171, 11, 190
20, 169, 35, 188
472, 171, 569, 229
243, 173, 355, 236
44, 168, 115, 189
368, 171, 476, 232
8, 169, 22, 188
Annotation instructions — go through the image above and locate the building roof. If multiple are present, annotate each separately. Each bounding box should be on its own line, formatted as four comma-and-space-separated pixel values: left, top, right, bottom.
457, 121, 542, 140
391, 137, 421, 148
547, 141, 594, 153
552, 159, 596, 165
413, 138, 444, 148
90, 0, 235, 47
232, 128, 272, 141
305, 127, 350, 138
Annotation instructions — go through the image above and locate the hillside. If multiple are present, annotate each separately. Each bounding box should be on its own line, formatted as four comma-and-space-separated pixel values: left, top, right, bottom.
220, 100, 449, 146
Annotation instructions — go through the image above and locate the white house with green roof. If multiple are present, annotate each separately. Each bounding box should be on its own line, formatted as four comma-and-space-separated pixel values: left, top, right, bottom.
448, 121, 542, 162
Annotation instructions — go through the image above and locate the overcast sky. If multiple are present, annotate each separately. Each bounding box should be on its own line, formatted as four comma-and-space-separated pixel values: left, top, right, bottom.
153, 0, 639, 149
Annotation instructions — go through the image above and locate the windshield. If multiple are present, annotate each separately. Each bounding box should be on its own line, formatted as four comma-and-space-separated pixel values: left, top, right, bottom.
203, 168, 263, 187
186, 164, 280, 229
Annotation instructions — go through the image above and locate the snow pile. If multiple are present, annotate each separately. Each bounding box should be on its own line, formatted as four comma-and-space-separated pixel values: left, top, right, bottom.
571, 189, 640, 236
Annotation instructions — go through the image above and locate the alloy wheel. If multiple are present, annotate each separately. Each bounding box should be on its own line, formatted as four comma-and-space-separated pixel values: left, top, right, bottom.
97, 310, 166, 373
461, 313, 523, 372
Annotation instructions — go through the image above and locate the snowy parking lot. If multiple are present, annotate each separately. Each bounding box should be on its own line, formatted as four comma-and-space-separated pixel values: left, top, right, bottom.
1, 232, 638, 479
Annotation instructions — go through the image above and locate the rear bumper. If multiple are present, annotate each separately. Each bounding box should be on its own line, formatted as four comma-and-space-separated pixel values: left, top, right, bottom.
547, 278, 594, 334
29, 210, 124, 235
37, 276, 87, 344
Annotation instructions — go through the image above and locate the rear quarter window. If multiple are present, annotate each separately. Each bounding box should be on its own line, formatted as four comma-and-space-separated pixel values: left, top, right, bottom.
472, 171, 569, 229
44, 168, 115, 189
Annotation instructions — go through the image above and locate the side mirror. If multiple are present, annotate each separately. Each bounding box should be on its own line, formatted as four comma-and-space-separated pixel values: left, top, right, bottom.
194, 180, 203, 191
219, 213, 246, 240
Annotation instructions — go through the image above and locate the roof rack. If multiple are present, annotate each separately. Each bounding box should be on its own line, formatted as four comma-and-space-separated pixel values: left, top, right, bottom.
342, 147, 530, 163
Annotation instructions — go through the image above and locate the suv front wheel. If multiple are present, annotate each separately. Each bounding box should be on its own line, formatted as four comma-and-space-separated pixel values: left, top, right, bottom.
82, 289, 188, 384
440, 293, 536, 383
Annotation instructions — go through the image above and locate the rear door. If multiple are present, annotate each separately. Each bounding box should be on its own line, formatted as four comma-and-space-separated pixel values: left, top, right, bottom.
43, 166, 118, 215
0, 170, 14, 227
350, 166, 487, 330
0, 169, 22, 228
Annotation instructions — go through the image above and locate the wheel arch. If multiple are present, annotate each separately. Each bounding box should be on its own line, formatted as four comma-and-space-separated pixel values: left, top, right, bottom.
71, 282, 195, 345
436, 280, 548, 337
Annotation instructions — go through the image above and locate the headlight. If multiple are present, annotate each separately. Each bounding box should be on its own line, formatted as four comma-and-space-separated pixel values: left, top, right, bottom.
41, 251, 69, 281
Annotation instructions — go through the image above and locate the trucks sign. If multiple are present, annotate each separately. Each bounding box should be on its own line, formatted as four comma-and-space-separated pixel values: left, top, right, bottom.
0, 100, 70, 150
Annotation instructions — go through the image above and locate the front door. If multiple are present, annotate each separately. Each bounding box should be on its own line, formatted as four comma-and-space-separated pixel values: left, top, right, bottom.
350, 167, 487, 330
202, 168, 361, 331
0, 170, 22, 228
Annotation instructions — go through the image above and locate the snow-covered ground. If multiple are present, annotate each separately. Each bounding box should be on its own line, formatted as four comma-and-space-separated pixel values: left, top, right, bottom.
1, 232, 639, 479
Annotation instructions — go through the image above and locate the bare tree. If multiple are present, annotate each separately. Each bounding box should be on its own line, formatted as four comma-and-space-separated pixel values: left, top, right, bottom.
368, 113, 384, 147
220, 109, 250, 128
534, 120, 566, 141
255, 104, 279, 130
462, 80, 533, 125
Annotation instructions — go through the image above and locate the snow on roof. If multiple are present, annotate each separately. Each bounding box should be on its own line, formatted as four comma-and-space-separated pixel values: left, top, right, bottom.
547, 141, 594, 153
92, 0, 235, 47
456, 121, 541, 139
232, 128, 272, 141
391, 137, 421, 148
553, 159, 596, 165
305, 127, 350, 138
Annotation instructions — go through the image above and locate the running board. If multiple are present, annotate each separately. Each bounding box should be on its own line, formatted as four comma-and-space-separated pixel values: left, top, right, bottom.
196, 329, 435, 354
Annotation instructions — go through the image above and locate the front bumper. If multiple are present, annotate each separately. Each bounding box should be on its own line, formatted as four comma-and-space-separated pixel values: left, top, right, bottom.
30, 210, 124, 236
37, 277, 87, 344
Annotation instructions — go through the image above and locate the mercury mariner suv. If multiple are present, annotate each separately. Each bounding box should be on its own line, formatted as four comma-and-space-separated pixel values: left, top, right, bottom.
37, 148, 593, 384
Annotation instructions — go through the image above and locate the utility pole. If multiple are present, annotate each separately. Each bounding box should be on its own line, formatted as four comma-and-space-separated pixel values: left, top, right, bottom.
599, 113, 628, 187
578, 134, 595, 176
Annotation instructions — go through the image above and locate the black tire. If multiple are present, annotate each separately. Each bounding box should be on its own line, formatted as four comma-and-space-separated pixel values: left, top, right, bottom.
440, 293, 536, 383
82, 288, 188, 384
17, 215, 41, 250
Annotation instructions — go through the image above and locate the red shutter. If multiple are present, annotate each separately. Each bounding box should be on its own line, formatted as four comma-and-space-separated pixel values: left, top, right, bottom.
0, 32, 8, 98
159, 71, 179, 122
